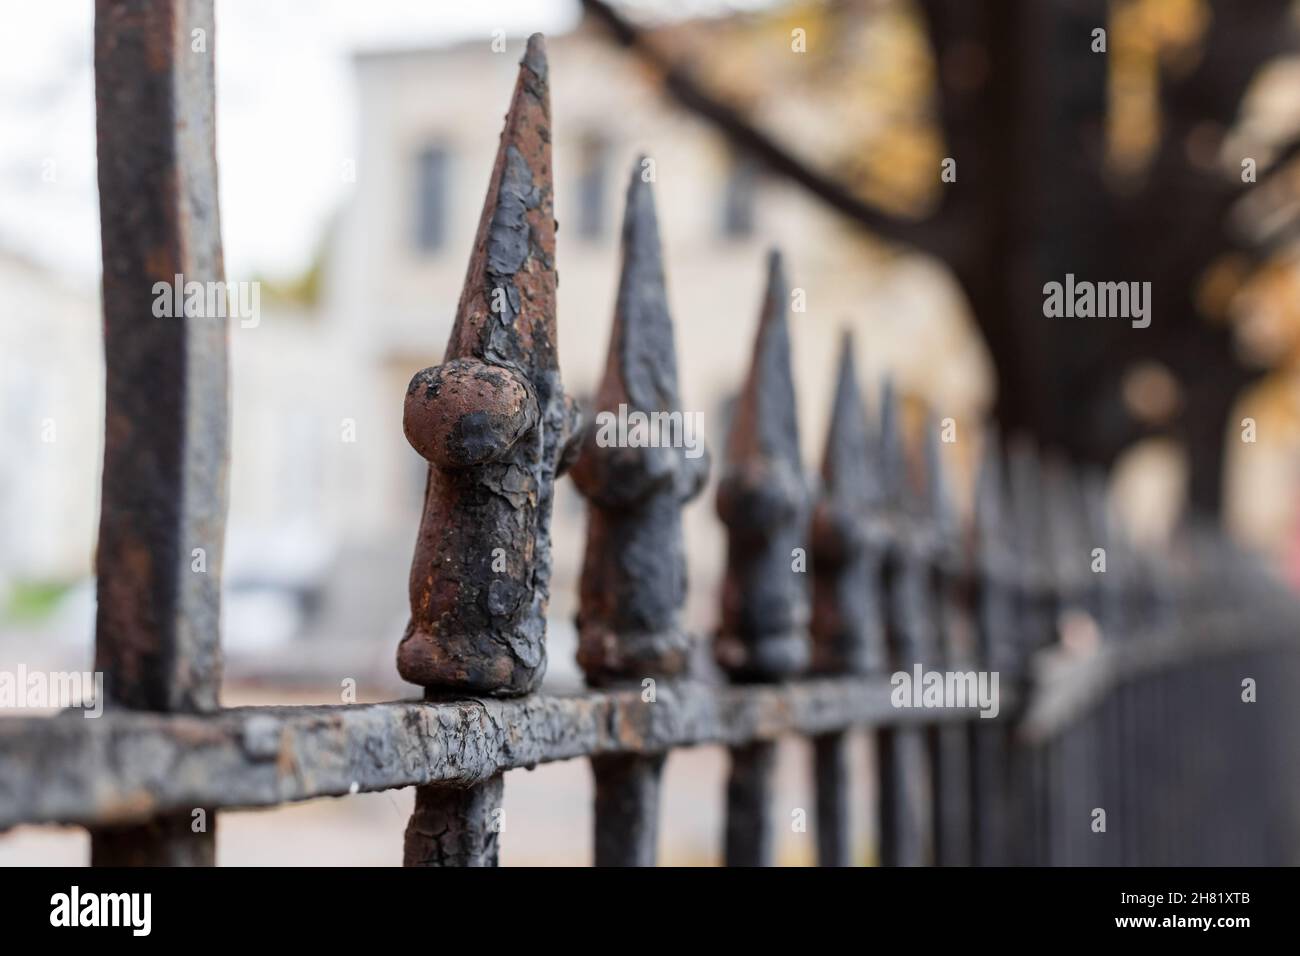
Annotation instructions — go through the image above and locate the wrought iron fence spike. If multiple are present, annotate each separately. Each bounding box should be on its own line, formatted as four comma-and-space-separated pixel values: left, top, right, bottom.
571, 160, 708, 685
715, 249, 810, 681
877, 376, 906, 506
921, 410, 956, 533
819, 331, 873, 507
397, 31, 579, 699
810, 331, 885, 675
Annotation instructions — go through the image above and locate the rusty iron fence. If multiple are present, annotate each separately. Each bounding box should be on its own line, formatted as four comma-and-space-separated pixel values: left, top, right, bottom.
2, 5, 1299, 867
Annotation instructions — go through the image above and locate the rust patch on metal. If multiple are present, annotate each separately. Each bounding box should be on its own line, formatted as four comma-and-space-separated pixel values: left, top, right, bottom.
398, 34, 580, 697
714, 251, 811, 681
571, 162, 708, 684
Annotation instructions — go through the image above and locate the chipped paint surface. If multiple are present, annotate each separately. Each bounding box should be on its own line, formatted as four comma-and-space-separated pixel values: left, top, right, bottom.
810, 333, 887, 676
715, 251, 811, 681
398, 35, 579, 697
0, 676, 994, 832
572, 165, 709, 684
91, 0, 226, 867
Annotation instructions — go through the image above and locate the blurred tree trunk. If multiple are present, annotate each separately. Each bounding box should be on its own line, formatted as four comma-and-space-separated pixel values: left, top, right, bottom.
585, 0, 1297, 517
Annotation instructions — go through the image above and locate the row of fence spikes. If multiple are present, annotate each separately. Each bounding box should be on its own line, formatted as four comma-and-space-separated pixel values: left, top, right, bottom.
390, 29, 1290, 870
413, 32, 1251, 703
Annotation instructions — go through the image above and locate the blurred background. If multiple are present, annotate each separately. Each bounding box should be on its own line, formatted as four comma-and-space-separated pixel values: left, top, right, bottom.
3, 0, 1300, 864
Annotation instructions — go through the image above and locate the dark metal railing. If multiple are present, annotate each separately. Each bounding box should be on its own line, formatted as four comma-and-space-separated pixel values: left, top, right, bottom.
1, 3, 1298, 867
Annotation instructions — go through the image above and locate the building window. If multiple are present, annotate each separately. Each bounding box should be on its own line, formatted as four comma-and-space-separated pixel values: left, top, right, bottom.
575, 135, 609, 240
414, 145, 449, 253
721, 154, 759, 238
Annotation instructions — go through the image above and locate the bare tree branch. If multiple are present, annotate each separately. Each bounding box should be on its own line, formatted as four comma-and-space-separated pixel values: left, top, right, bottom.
579, 0, 953, 258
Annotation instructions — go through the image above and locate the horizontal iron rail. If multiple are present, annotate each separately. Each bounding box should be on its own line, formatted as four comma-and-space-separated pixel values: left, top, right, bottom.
0, 676, 999, 832
1018, 618, 1294, 744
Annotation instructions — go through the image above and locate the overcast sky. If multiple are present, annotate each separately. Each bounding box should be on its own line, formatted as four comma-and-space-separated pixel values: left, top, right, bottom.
0, 0, 588, 286
0, 1, 782, 288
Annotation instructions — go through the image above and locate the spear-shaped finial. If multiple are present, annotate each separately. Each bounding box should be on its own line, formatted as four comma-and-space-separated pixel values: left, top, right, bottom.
810, 332, 886, 674
921, 412, 957, 535
571, 160, 708, 684
1041, 454, 1090, 608
974, 428, 1005, 554
820, 332, 874, 505
1006, 435, 1056, 652
1080, 467, 1126, 636
715, 250, 810, 680
397, 34, 580, 697
973, 428, 1020, 673
875, 379, 943, 667
878, 377, 907, 507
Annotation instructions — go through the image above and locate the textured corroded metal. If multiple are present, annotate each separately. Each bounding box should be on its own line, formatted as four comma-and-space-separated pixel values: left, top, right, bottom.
571, 162, 707, 866
715, 250, 811, 680
725, 741, 777, 866
1041, 455, 1091, 626
1007, 437, 1055, 655
572, 162, 708, 684
591, 753, 665, 866
398, 34, 579, 698
396, 32, 579, 869
920, 415, 972, 867
969, 429, 1016, 866
813, 731, 852, 866
91, 0, 227, 867
810, 332, 885, 676
879, 383, 939, 668
0, 675, 997, 832
404, 774, 503, 867
973, 431, 1019, 675
874, 380, 933, 867
923, 412, 971, 671
715, 251, 809, 867
808, 333, 881, 866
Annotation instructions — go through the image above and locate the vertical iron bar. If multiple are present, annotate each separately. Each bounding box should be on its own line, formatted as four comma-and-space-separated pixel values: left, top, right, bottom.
592, 755, 666, 867
397, 33, 578, 867
813, 732, 852, 866
726, 741, 778, 866
91, 0, 227, 866
404, 777, 505, 867
809, 333, 883, 867
571, 160, 708, 866
923, 418, 972, 866
969, 432, 1016, 866
875, 723, 930, 866
873, 383, 933, 866
715, 250, 811, 866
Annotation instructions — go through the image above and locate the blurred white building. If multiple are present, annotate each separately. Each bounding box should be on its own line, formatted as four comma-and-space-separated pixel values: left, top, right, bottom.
0, 249, 101, 589
0, 16, 989, 686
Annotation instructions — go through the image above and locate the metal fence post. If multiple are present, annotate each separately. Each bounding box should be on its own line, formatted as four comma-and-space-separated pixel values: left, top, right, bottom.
397, 33, 579, 866
571, 162, 708, 866
874, 382, 934, 866
715, 250, 811, 866
90, 0, 227, 866
809, 333, 883, 866
969, 432, 1018, 865
923, 417, 973, 866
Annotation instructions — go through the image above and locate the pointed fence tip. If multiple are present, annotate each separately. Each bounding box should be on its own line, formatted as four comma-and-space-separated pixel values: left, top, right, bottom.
877, 377, 907, 500
609, 156, 675, 412
764, 248, 788, 306
976, 425, 1003, 500
523, 33, 548, 75
820, 336, 871, 497
838, 327, 855, 361
922, 412, 950, 509
622, 156, 656, 221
